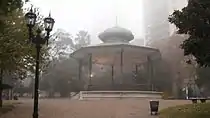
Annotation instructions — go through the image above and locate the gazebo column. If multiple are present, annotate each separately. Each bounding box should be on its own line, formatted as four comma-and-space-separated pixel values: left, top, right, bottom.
147, 56, 154, 91
78, 59, 82, 80
151, 61, 154, 91
88, 54, 92, 87
120, 48, 124, 84
135, 64, 138, 79
111, 64, 114, 85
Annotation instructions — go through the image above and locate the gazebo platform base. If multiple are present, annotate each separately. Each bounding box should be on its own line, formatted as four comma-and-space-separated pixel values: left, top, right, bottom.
78, 91, 163, 100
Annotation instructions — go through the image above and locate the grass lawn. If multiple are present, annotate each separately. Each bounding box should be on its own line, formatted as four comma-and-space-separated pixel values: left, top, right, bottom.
0, 100, 21, 116
159, 102, 210, 118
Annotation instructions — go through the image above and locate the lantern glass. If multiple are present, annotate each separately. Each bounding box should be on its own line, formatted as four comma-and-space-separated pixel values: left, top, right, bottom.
25, 10, 37, 27
44, 16, 55, 32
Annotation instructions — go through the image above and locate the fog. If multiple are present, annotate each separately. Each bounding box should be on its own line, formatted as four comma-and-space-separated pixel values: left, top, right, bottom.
25, 0, 188, 46
21, 0, 191, 97
27, 0, 143, 44
4, 1, 210, 117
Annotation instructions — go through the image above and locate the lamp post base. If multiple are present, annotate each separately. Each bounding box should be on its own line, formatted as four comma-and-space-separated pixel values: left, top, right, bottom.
33, 112, 38, 118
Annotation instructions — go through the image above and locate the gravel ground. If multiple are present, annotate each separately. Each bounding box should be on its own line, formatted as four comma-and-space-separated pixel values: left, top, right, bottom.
0, 98, 190, 118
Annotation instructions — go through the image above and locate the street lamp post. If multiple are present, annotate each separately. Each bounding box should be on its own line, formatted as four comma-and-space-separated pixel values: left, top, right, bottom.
25, 7, 55, 118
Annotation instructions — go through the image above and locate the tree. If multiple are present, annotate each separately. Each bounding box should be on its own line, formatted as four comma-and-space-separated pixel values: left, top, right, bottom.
149, 33, 197, 97
74, 30, 91, 50
0, 0, 28, 30
0, 7, 49, 106
169, 0, 210, 67
40, 30, 91, 97
0, 7, 48, 71
195, 67, 210, 92
49, 29, 91, 53
0, 0, 25, 14
0, 9, 30, 107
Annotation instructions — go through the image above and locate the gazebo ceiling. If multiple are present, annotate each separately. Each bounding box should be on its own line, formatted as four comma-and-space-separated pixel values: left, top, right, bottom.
71, 43, 161, 65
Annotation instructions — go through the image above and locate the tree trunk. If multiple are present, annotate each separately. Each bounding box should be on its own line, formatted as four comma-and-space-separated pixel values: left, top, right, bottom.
48, 90, 55, 98
19, 93, 24, 97
0, 69, 3, 107
59, 91, 69, 98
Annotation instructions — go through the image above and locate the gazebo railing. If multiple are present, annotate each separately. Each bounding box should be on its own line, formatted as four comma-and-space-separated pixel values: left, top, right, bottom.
79, 90, 163, 100
87, 84, 153, 91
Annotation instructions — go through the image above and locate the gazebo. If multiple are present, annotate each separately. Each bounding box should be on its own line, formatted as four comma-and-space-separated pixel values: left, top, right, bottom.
71, 26, 161, 91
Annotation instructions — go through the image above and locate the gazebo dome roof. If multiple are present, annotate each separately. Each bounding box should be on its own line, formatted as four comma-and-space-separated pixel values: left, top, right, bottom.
98, 26, 134, 43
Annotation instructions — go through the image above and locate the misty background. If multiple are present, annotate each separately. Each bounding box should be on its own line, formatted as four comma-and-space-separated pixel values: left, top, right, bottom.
26, 0, 187, 45
16, 0, 205, 98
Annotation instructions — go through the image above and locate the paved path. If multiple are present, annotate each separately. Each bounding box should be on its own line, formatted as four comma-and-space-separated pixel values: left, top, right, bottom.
1, 99, 190, 118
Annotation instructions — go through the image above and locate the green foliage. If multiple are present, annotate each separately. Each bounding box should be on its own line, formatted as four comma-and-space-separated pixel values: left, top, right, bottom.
169, 0, 210, 67
159, 103, 210, 118
0, 0, 24, 14
0, 6, 50, 78
74, 30, 91, 50
50, 29, 91, 52
0, 9, 30, 72
134, 60, 172, 92
0, 2, 50, 108
153, 60, 173, 92
39, 30, 91, 97
0, 0, 28, 30
40, 57, 81, 97
195, 67, 210, 88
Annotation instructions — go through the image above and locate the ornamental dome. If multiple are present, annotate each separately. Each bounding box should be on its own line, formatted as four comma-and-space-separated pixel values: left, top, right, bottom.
98, 26, 134, 43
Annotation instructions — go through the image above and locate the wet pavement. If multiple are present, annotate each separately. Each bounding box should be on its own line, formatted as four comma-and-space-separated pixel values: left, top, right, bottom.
0, 98, 190, 118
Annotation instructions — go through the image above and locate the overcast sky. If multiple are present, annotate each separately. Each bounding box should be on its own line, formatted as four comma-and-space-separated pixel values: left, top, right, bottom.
26, 0, 144, 44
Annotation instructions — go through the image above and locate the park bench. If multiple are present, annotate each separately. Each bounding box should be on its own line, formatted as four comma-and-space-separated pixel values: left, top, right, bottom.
189, 97, 207, 103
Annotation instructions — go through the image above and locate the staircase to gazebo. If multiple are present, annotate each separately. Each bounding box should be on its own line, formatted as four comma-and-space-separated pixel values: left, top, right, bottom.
87, 84, 151, 91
